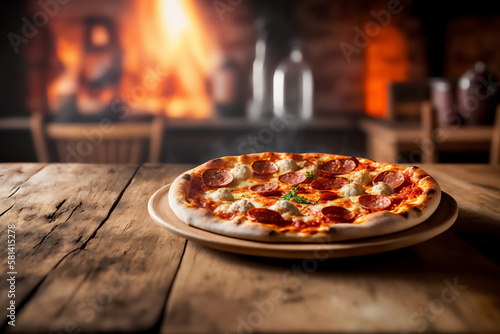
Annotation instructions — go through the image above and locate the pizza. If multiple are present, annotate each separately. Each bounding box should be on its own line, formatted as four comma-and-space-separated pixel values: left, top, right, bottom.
168, 152, 441, 243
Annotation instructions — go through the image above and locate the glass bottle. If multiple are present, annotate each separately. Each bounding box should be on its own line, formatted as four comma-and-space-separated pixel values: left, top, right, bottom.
273, 41, 313, 120
248, 17, 273, 120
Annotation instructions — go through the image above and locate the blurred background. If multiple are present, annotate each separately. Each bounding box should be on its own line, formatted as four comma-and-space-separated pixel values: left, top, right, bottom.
1, 0, 500, 164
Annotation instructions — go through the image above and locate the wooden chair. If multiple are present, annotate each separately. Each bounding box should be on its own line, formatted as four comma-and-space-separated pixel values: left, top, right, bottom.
30, 112, 165, 163
362, 81, 496, 164
421, 101, 497, 163
420, 100, 438, 163
490, 105, 500, 165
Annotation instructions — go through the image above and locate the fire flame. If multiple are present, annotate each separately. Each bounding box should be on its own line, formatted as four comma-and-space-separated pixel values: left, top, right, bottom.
47, 0, 213, 119
46, 34, 81, 111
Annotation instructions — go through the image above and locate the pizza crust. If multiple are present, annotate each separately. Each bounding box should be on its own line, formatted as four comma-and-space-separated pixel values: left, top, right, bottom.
168, 153, 442, 243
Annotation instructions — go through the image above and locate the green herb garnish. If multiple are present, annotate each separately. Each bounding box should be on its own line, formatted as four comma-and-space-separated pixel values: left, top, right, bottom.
306, 171, 317, 180
280, 185, 318, 205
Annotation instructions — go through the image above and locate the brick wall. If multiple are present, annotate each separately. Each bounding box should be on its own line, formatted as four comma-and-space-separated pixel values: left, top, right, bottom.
206, 0, 428, 117
445, 16, 500, 79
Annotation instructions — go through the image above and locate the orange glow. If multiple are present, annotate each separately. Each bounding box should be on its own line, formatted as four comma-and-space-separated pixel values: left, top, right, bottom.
121, 0, 213, 118
365, 26, 409, 118
90, 24, 110, 47
47, 0, 213, 119
46, 35, 81, 112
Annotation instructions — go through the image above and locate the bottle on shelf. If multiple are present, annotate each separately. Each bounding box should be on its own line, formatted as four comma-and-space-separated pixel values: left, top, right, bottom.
248, 17, 274, 120
272, 40, 313, 121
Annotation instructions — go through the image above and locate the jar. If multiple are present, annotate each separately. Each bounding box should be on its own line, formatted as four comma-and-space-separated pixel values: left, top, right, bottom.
212, 56, 245, 118
429, 78, 459, 127
456, 61, 498, 125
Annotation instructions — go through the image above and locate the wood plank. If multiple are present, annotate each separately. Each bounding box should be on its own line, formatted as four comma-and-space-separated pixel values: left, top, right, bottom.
416, 164, 500, 263
107, 140, 118, 164
0, 163, 46, 215
0, 164, 46, 200
29, 113, 50, 162
46, 123, 152, 140
118, 140, 130, 164
56, 140, 67, 162
162, 231, 500, 333
0, 164, 138, 330
129, 140, 141, 164
417, 165, 500, 230
421, 101, 438, 163
11, 164, 192, 333
490, 105, 500, 164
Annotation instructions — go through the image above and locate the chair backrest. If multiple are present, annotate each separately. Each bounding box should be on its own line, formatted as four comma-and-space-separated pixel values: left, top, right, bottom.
490, 105, 500, 165
420, 100, 499, 164
387, 81, 429, 122
30, 113, 164, 163
420, 100, 438, 163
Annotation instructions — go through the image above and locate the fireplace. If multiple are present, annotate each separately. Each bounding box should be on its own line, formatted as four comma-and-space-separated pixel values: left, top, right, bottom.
20, 0, 217, 120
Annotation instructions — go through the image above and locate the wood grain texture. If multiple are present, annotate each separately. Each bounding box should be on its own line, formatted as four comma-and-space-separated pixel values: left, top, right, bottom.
1, 163, 500, 334
421, 101, 438, 163
0, 164, 137, 331
9, 164, 192, 333
416, 164, 500, 264
163, 232, 500, 333
0, 164, 46, 207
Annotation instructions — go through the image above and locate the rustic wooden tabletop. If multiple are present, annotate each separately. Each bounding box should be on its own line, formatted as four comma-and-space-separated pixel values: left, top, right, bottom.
1, 163, 500, 333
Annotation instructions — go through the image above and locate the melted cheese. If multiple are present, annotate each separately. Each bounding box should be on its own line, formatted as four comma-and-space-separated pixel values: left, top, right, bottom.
230, 164, 252, 181
209, 188, 235, 201
228, 199, 255, 215
338, 182, 366, 198
270, 200, 302, 216
370, 182, 394, 195
351, 170, 372, 186
277, 158, 299, 174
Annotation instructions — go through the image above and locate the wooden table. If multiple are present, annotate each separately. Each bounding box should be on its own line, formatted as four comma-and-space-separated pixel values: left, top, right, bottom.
1, 163, 500, 333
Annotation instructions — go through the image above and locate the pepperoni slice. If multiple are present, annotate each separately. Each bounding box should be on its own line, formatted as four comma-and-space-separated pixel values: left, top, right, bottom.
279, 172, 307, 185
321, 206, 355, 221
373, 170, 405, 189
319, 191, 338, 200
251, 160, 278, 175
250, 182, 280, 196
320, 158, 358, 175
206, 158, 224, 168
358, 194, 392, 210
247, 208, 284, 224
201, 169, 234, 187
217, 211, 236, 220
311, 177, 349, 190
